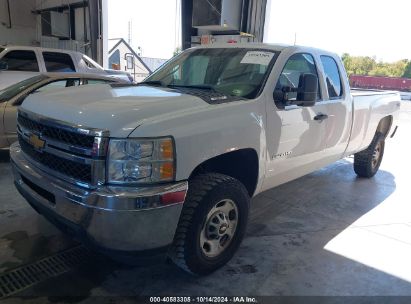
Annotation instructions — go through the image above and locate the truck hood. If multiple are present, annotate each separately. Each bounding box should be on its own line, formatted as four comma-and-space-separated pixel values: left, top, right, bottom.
21, 84, 209, 137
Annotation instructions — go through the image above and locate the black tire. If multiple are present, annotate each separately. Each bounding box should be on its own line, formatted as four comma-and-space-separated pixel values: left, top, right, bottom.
354, 132, 385, 178
169, 173, 250, 275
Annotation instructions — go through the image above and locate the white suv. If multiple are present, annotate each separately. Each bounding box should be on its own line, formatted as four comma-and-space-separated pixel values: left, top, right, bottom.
0, 45, 133, 90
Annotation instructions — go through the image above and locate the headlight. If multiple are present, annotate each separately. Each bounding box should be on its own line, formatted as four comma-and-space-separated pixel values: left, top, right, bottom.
108, 137, 175, 184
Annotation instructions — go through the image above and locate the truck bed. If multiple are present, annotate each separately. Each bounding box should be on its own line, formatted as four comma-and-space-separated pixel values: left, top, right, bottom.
351, 88, 399, 97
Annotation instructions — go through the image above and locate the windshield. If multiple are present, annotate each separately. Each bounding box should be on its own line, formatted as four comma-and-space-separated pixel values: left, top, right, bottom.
83, 55, 104, 70
144, 48, 278, 99
0, 75, 48, 102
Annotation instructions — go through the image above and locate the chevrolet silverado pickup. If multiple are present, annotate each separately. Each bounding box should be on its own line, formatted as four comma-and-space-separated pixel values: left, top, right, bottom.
10, 44, 401, 275
0, 45, 133, 90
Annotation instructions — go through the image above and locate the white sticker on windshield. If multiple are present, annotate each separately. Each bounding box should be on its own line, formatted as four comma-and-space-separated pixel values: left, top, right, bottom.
240, 51, 274, 66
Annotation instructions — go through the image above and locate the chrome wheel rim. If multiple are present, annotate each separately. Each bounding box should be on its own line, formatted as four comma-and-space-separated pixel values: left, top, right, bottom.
372, 142, 382, 169
200, 199, 239, 258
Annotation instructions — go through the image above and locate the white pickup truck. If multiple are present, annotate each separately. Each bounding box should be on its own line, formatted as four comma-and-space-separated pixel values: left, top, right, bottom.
0, 45, 133, 90
10, 44, 400, 275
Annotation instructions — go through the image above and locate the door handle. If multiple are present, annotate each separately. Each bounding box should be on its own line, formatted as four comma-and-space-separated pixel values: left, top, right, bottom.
314, 113, 328, 121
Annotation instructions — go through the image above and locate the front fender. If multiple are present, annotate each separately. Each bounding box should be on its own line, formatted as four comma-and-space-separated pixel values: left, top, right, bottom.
128, 100, 267, 190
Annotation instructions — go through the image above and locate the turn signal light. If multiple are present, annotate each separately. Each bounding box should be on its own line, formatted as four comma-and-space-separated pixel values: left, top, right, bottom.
160, 162, 174, 179
160, 140, 174, 159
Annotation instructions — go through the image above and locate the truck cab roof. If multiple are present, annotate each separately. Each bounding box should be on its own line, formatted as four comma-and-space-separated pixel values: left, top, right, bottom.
0, 45, 84, 56
190, 42, 340, 59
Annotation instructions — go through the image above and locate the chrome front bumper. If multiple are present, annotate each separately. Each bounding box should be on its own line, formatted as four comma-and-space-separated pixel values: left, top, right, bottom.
10, 142, 187, 253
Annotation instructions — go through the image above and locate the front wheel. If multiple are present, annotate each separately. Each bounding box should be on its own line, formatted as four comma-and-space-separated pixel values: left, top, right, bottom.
354, 132, 385, 178
169, 173, 250, 275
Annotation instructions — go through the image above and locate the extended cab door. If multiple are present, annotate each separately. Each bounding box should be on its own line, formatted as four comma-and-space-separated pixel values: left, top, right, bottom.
316, 55, 352, 160
262, 52, 330, 191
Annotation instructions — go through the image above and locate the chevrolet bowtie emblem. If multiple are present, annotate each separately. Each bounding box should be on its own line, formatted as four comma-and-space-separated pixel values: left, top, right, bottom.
29, 134, 45, 150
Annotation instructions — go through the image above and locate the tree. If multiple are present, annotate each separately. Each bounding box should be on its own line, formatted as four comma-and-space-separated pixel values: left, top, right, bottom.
342, 54, 411, 78
403, 61, 411, 78
173, 47, 182, 57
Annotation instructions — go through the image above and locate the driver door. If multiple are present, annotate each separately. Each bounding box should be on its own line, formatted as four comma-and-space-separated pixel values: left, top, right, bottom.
263, 52, 330, 191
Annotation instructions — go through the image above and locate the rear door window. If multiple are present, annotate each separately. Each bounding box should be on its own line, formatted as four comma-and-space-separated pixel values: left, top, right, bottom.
320, 56, 343, 98
43, 52, 76, 72
2, 50, 39, 72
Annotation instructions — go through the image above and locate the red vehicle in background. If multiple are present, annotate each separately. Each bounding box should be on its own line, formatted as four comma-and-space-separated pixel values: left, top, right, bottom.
350, 75, 411, 92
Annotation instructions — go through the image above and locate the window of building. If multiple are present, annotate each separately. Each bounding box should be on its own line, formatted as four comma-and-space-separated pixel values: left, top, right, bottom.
125, 55, 134, 70
109, 50, 121, 70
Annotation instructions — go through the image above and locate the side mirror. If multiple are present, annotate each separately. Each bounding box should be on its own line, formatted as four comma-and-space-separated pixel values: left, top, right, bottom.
273, 73, 318, 108
296, 73, 318, 107
0, 61, 8, 71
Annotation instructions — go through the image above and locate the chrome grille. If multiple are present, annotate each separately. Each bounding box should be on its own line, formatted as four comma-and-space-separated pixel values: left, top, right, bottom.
19, 135, 92, 183
17, 109, 108, 187
18, 114, 95, 148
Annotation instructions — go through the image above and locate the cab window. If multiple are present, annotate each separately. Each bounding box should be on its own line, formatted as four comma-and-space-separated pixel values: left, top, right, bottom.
274, 53, 321, 107
43, 52, 75, 72
321, 56, 343, 98
2, 50, 39, 72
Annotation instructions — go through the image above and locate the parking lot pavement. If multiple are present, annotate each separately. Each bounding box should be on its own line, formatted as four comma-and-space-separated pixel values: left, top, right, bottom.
1, 102, 411, 301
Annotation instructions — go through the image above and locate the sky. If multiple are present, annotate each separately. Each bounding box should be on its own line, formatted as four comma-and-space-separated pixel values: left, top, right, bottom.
108, 0, 181, 59
108, 0, 410, 62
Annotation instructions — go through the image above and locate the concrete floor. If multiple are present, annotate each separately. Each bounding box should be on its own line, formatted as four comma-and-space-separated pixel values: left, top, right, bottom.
1, 103, 411, 302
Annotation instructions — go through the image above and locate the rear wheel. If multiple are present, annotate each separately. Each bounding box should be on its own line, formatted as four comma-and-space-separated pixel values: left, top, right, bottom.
354, 132, 385, 178
169, 173, 250, 275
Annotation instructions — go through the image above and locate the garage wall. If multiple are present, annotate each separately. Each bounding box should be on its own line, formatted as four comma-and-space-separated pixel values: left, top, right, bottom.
0, 0, 106, 66
0, 0, 85, 47
0, 0, 37, 46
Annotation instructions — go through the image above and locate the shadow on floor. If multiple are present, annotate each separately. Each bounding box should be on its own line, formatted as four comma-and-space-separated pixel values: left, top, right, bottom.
8, 159, 410, 300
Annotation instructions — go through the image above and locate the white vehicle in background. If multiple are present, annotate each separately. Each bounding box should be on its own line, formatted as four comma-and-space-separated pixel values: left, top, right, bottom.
10, 44, 401, 275
0, 45, 133, 90
0, 73, 127, 149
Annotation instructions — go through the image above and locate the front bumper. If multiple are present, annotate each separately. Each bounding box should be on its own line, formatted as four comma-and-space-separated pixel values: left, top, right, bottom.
10, 142, 187, 253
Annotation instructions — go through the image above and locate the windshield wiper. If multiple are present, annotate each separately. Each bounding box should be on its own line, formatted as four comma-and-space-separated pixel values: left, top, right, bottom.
138, 80, 165, 87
